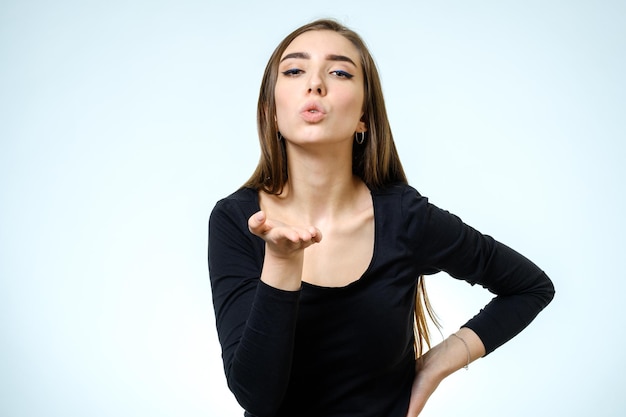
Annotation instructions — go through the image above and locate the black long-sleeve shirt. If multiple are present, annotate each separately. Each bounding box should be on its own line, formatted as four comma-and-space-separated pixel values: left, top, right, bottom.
208, 184, 555, 417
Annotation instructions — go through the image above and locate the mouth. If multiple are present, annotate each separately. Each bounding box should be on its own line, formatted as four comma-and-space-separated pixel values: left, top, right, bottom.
300, 109, 326, 123
300, 102, 326, 123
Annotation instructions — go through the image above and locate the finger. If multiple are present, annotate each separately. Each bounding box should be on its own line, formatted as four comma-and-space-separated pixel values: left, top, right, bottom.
298, 226, 323, 243
406, 394, 426, 417
287, 227, 322, 248
405, 372, 439, 417
263, 226, 308, 249
282, 227, 311, 246
406, 390, 428, 417
309, 226, 322, 243
248, 211, 267, 236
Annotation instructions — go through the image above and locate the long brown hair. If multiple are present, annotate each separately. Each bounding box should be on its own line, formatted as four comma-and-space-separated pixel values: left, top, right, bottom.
243, 18, 438, 357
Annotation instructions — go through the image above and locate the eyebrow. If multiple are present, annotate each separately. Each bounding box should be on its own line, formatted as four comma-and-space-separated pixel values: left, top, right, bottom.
280, 52, 357, 67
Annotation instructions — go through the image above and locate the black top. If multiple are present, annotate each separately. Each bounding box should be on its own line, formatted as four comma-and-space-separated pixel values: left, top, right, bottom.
208, 184, 554, 417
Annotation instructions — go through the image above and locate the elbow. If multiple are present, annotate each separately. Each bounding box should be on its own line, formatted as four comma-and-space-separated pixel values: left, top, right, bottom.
229, 386, 284, 417
533, 271, 555, 311
226, 370, 285, 417
542, 272, 556, 306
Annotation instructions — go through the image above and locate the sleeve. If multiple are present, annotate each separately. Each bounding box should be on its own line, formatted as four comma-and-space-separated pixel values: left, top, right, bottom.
403, 187, 555, 355
208, 197, 300, 417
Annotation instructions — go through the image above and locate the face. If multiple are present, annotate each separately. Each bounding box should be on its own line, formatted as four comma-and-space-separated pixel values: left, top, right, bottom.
274, 30, 366, 146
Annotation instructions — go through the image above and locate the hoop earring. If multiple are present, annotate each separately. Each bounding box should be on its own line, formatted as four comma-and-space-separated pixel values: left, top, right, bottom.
355, 131, 365, 145
277, 132, 283, 141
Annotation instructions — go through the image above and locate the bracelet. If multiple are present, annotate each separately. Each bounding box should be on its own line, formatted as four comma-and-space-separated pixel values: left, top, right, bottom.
450, 333, 470, 370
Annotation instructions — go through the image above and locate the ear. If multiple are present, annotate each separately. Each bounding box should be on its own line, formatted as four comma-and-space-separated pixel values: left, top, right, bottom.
356, 120, 367, 133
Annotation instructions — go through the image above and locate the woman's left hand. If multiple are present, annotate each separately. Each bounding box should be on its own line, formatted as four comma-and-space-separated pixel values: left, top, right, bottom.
405, 328, 486, 417
405, 347, 444, 417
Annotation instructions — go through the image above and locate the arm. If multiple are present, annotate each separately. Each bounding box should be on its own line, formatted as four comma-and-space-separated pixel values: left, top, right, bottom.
406, 328, 485, 417
248, 210, 322, 291
208, 198, 320, 416
409, 189, 555, 354
402, 187, 555, 416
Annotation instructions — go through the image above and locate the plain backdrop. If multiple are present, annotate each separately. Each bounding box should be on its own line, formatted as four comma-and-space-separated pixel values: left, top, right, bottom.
1, 0, 625, 416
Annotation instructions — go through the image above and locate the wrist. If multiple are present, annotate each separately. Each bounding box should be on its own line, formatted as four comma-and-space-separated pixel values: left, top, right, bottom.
260, 250, 304, 291
450, 333, 471, 370
417, 328, 485, 378
416, 344, 455, 382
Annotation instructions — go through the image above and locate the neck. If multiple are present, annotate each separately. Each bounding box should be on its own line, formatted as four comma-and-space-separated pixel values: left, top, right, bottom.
281, 142, 364, 223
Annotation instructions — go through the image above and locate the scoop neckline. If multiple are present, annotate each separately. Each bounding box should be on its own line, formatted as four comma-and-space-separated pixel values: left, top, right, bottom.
249, 187, 379, 291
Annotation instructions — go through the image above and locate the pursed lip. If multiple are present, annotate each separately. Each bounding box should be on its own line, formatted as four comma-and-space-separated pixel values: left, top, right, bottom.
299, 101, 327, 123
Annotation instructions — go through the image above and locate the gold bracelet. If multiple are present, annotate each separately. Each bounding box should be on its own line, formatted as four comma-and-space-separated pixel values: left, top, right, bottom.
450, 333, 470, 370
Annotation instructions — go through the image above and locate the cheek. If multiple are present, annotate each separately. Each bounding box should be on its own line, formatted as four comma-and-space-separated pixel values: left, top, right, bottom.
273, 91, 287, 128
339, 89, 365, 120
274, 83, 292, 118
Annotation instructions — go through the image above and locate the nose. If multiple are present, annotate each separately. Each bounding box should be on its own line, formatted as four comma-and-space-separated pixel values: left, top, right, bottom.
307, 72, 326, 96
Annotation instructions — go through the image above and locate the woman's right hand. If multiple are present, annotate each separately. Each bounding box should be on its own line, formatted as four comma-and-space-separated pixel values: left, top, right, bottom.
248, 211, 322, 290
248, 211, 322, 257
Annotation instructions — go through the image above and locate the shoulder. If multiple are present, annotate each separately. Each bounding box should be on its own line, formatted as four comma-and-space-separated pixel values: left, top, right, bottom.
212, 187, 258, 215
372, 183, 429, 214
372, 183, 464, 239
209, 188, 260, 234
371, 182, 423, 198
216, 187, 258, 206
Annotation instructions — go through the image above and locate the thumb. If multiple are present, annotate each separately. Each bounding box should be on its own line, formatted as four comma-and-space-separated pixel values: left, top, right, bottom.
248, 211, 267, 235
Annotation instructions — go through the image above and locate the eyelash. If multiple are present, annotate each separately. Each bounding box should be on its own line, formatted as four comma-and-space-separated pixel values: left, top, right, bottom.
331, 70, 354, 79
280, 69, 354, 79
282, 68, 303, 76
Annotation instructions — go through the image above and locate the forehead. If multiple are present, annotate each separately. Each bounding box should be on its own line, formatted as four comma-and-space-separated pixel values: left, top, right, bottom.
281, 30, 360, 61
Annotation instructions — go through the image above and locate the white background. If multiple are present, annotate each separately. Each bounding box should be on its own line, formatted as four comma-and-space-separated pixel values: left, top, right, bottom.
1, 0, 625, 416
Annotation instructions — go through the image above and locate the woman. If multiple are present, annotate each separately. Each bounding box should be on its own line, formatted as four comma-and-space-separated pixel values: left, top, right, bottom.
208, 19, 554, 417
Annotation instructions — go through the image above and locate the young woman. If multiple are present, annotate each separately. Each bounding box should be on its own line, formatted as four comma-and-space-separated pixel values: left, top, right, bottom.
208, 19, 554, 417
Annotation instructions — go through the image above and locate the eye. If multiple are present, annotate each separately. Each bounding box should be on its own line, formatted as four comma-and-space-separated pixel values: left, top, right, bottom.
331, 70, 354, 79
281, 68, 303, 76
